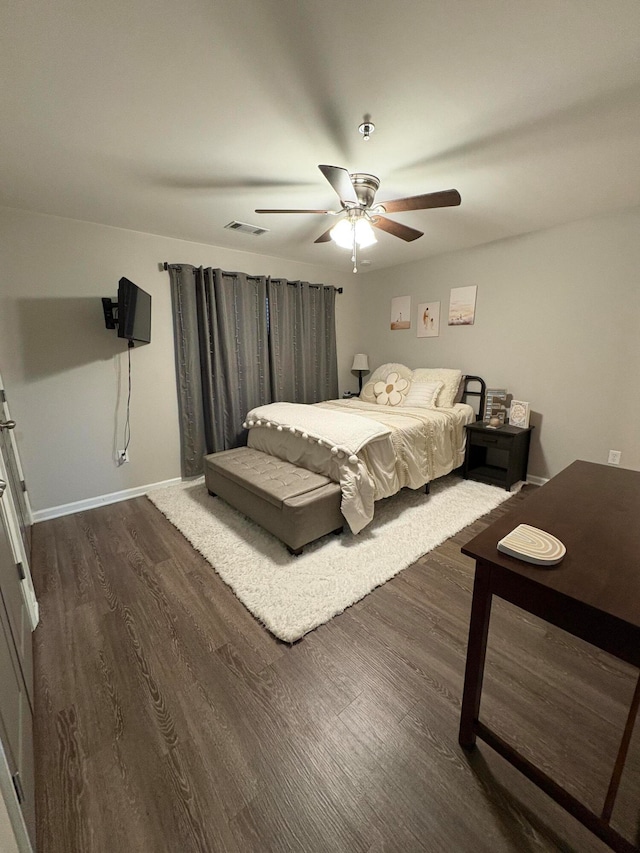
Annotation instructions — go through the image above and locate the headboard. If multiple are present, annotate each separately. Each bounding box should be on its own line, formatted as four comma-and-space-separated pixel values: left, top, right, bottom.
461, 375, 486, 422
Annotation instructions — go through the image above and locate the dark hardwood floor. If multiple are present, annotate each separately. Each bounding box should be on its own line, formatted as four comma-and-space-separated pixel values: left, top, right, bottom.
31, 484, 639, 852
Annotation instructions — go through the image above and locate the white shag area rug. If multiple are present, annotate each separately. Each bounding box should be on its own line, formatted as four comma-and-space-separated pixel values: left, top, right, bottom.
147, 475, 517, 643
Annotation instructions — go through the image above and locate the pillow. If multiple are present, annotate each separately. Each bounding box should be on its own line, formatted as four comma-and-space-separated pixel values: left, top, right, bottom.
372, 371, 410, 406
411, 368, 462, 408
403, 379, 443, 409
361, 363, 412, 404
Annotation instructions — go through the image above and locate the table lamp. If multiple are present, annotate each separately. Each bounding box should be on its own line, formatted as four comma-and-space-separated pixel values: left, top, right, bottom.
351, 353, 369, 394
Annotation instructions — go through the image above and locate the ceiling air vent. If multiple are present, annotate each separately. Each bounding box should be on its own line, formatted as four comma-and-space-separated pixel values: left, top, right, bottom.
224, 221, 269, 236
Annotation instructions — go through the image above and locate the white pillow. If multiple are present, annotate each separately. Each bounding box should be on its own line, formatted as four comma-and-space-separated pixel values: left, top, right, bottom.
411, 368, 462, 408
403, 380, 443, 409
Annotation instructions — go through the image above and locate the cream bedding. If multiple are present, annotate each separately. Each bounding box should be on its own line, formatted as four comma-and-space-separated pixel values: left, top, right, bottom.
245, 402, 392, 457
246, 398, 475, 534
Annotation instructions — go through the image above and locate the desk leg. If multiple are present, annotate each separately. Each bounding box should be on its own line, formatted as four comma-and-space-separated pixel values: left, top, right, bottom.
459, 563, 493, 750
601, 670, 640, 824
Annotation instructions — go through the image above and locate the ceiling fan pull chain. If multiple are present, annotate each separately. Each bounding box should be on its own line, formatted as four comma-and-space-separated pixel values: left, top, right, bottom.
352, 230, 358, 273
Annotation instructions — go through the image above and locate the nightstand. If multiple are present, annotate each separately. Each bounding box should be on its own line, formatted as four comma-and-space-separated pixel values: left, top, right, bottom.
463, 422, 533, 491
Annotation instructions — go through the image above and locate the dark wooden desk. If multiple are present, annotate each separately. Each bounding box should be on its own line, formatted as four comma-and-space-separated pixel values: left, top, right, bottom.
459, 460, 640, 853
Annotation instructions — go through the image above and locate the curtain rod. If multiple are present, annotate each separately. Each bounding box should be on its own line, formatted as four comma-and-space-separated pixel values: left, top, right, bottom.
162, 262, 343, 293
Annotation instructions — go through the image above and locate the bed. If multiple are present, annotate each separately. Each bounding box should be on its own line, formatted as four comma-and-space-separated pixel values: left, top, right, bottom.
244, 364, 486, 534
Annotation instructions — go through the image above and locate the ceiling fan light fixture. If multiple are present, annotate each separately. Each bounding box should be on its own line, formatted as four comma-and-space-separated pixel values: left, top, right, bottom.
330, 218, 355, 249
330, 217, 377, 250
354, 218, 377, 248
254, 162, 459, 266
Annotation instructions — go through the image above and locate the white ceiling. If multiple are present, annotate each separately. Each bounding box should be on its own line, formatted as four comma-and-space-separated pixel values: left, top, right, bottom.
3, 0, 640, 272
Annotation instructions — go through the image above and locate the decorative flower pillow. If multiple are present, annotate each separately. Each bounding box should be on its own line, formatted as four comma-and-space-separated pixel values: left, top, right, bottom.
373, 371, 410, 406
361, 363, 412, 404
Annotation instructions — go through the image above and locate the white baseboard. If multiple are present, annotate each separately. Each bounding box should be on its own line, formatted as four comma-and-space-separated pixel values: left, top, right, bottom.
32, 477, 182, 523
526, 474, 549, 487
33, 471, 547, 523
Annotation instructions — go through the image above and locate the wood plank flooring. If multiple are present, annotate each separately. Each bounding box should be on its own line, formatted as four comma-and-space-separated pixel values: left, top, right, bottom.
30, 484, 640, 852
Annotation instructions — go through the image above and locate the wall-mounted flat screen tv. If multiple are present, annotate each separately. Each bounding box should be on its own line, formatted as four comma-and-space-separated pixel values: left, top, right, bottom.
118, 278, 151, 343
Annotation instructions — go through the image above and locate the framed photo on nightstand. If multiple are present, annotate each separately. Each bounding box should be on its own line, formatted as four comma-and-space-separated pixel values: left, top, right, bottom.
484, 389, 507, 422
509, 400, 530, 428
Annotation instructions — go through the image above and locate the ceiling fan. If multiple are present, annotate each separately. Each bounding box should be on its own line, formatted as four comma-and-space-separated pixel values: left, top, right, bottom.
255, 164, 461, 269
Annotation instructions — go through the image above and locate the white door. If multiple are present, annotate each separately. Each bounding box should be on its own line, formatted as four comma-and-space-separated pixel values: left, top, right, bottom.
0, 497, 35, 848
0, 374, 37, 631
0, 395, 31, 560
0, 480, 33, 709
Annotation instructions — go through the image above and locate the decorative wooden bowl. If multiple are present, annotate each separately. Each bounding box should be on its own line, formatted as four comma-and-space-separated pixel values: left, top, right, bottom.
497, 524, 566, 566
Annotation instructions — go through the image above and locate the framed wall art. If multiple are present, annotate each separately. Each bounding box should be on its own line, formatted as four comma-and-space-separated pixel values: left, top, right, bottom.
448, 285, 477, 325
417, 301, 440, 337
390, 295, 411, 330
509, 400, 531, 428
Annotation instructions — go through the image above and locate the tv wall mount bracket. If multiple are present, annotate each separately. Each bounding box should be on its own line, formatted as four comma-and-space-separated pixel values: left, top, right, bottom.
102, 297, 118, 330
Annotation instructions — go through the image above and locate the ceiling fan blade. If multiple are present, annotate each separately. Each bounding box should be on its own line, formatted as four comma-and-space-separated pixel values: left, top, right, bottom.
371, 216, 423, 242
379, 189, 461, 214
255, 208, 333, 214
318, 165, 359, 206
314, 225, 334, 244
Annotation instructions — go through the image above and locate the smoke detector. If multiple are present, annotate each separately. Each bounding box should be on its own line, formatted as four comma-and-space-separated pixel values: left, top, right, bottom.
358, 120, 375, 141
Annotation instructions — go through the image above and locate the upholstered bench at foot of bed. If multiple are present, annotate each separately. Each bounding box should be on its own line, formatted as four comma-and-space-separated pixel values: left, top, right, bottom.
203, 447, 344, 555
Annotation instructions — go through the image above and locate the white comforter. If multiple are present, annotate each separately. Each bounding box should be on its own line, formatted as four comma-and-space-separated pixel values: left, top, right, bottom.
246, 402, 391, 456
246, 399, 475, 534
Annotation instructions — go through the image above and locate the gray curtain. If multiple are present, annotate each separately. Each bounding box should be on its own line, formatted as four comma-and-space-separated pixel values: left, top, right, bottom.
170, 265, 338, 477
170, 264, 206, 477
170, 266, 271, 476
267, 279, 338, 403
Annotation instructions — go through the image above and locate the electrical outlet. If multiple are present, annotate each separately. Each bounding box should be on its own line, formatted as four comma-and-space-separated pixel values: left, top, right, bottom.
607, 450, 621, 465
118, 449, 129, 465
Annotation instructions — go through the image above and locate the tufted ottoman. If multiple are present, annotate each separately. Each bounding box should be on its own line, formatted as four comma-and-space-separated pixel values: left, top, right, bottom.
203, 447, 343, 555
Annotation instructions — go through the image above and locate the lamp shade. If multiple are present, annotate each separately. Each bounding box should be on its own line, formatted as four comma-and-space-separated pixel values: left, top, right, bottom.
351, 353, 369, 372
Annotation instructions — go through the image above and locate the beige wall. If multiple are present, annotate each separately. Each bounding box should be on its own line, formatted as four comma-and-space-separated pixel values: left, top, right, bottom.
2, 204, 638, 512
0, 207, 361, 512
360, 206, 640, 479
